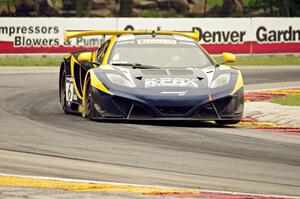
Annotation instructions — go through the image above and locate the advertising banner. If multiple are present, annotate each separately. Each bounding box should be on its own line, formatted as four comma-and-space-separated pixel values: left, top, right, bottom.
118, 18, 252, 54
0, 18, 117, 54
251, 18, 300, 54
0, 17, 299, 55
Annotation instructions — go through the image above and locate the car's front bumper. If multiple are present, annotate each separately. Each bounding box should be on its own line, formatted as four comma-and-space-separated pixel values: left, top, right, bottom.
90, 86, 244, 121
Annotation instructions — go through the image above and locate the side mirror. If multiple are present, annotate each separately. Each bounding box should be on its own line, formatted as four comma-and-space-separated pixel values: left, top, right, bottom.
78, 52, 92, 62
222, 52, 236, 64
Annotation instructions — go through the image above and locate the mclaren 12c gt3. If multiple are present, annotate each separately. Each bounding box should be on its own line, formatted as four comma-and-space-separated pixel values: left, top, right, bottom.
59, 30, 244, 125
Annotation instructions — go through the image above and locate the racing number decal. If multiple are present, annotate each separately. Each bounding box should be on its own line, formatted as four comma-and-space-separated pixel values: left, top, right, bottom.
66, 82, 73, 102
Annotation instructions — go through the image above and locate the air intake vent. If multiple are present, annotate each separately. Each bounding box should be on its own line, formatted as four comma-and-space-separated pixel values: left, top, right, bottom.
168, 70, 193, 75
156, 106, 193, 115
198, 104, 218, 118
141, 70, 168, 76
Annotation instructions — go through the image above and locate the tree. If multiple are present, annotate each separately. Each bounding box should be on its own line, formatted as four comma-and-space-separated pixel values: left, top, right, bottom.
76, 0, 92, 17
246, 0, 300, 17
119, 0, 133, 17
221, 0, 243, 16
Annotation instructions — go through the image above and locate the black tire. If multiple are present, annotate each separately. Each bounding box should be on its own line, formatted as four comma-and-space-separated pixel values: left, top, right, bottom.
85, 81, 95, 120
215, 120, 241, 125
60, 72, 69, 114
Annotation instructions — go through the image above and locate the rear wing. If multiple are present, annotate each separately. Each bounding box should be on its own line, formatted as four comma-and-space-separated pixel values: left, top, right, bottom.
64, 30, 200, 42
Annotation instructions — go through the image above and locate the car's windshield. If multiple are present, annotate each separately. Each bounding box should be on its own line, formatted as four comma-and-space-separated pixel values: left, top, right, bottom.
108, 38, 213, 68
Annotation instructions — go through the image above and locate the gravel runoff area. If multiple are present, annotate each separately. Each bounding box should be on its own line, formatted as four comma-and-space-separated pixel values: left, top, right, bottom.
244, 101, 300, 127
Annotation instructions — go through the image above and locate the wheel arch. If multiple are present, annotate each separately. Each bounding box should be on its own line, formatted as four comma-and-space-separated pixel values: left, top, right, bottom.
82, 70, 92, 117
59, 61, 66, 102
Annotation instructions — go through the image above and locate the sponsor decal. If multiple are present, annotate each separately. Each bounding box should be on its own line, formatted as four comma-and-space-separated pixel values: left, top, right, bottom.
0, 24, 62, 47
65, 37, 104, 47
66, 82, 73, 102
161, 91, 188, 96
116, 41, 135, 45
137, 39, 176, 45
193, 27, 246, 44
145, 78, 198, 88
256, 26, 300, 43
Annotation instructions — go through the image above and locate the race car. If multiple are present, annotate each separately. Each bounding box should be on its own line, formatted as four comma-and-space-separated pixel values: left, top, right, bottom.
59, 30, 244, 125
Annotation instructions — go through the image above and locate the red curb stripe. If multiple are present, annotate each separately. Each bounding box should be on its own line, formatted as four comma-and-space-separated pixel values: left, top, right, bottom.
255, 128, 300, 136
151, 192, 293, 199
245, 93, 285, 102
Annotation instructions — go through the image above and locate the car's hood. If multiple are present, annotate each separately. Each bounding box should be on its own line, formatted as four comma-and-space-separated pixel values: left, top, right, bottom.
112, 66, 215, 90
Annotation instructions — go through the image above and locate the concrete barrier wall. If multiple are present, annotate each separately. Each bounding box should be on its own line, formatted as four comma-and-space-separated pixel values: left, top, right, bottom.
0, 17, 299, 55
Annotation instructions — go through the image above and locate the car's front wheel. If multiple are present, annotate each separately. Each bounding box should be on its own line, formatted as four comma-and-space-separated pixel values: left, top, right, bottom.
215, 120, 241, 125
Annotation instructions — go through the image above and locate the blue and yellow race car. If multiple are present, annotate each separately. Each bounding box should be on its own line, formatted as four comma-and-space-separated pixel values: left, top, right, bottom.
59, 30, 244, 125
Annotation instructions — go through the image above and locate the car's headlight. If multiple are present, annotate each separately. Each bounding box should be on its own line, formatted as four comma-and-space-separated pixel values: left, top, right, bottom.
106, 73, 136, 88
210, 74, 231, 88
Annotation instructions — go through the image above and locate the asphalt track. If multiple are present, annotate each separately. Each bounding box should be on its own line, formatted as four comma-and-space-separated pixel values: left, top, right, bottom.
0, 66, 300, 196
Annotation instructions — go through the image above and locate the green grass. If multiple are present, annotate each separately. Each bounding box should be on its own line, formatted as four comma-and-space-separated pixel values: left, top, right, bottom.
0, 56, 61, 66
206, 0, 251, 9
142, 8, 184, 18
206, 0, 223, 9
272, 95, 300, 106
142, 8, 160, 17
212, 55, 300, 66
0, 55, 299, 67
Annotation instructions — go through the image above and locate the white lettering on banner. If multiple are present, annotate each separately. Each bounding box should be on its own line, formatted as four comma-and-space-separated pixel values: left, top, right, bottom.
145, 78, 198, 88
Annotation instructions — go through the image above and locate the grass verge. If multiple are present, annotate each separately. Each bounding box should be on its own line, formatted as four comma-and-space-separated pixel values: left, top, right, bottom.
0, 56, 61, 67
212, 55, 300, 66
272, 95, 300, 106
0, 55, 299, 67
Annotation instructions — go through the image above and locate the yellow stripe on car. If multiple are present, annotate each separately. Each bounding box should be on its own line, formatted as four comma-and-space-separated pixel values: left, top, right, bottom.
64, 54, 71, 59
90, 70, 112, 95
231, 70, 243, 95
81, 70, 112, 117
103, 36, 117, 64
70, 56, 83, 100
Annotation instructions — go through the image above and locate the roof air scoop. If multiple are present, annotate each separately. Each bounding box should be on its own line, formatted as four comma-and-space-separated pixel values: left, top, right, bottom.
197, 77, 204, 81
151, 30, 156, 38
